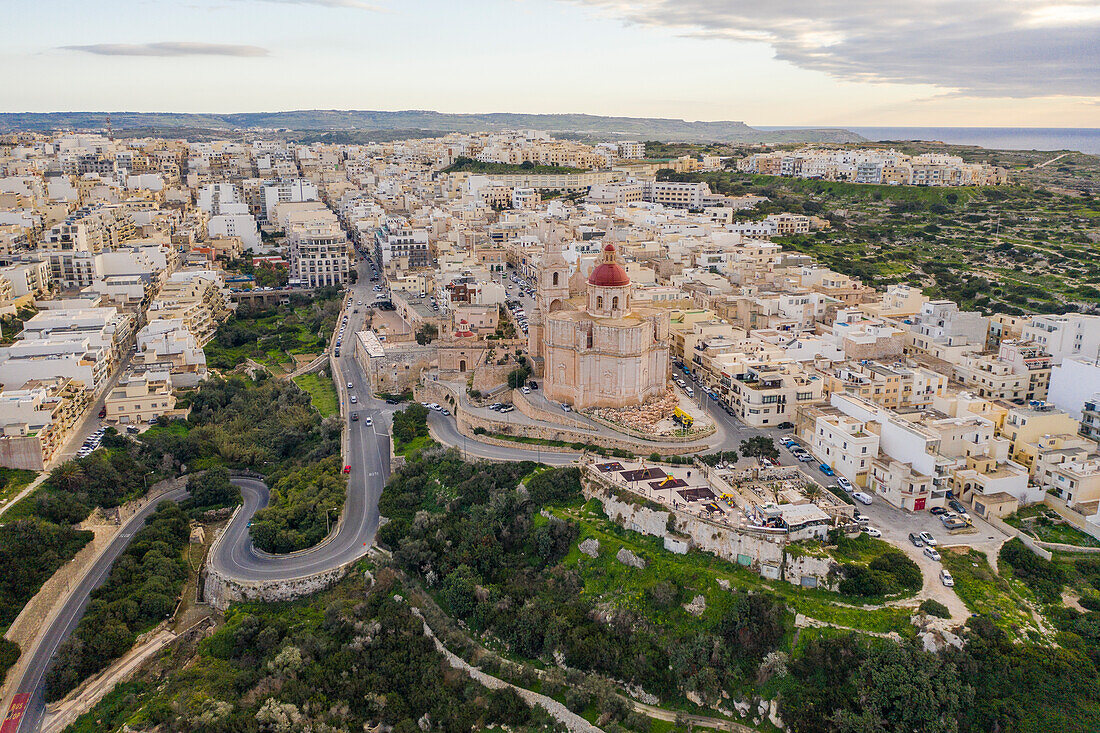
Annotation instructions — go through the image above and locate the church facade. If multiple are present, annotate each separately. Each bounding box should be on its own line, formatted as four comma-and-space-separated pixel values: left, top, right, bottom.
533, 242, 669, 410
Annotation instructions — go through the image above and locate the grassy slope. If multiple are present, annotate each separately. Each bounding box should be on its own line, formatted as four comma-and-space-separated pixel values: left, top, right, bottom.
292, 373, 339, 417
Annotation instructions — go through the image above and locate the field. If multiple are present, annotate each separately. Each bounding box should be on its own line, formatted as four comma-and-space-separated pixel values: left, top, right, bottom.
292, 372, 339, 417
942, 547, 1044, 638
1005, 505, 1100, 548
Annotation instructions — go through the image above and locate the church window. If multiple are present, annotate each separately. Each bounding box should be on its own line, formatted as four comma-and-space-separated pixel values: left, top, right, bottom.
596, 296, 603, 309
612, 296, 619, 310
587, 325, 593, 349
552, 272, 559, 286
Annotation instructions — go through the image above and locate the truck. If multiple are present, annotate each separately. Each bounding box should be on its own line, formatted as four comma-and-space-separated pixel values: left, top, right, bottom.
673, 407, 694, 428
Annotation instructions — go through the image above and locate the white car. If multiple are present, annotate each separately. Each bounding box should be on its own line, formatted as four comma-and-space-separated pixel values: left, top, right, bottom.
836, 476, 854, 492
852, 491, 873, 505
919, 531, 937, 547
521, 386, 531, 394
863, 527, 882, 538
924, 547, 942, 562
940, 569, 955, 587
350, 396, 358, 403
347, 382, 354, 389
363, 417, 373, 426
428, 403, 441, 411
561, 403, 572, 412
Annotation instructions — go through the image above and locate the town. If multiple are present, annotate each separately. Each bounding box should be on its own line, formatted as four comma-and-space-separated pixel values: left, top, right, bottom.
0, 125, 1098, 732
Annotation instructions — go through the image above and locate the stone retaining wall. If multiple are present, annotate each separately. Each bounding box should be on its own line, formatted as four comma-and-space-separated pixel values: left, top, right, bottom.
202, 563, 351, 611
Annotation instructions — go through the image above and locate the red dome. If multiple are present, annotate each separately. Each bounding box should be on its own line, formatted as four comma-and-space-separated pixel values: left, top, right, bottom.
589, 242, 630, 287
588, 262, 630, 287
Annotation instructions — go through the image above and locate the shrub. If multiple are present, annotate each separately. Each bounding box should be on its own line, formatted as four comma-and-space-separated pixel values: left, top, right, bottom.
919, 599, 951, 618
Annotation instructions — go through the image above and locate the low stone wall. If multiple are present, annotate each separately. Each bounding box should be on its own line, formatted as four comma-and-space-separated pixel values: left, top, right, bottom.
582, 410, 716, 444
513, 389, 592, 429
202, 563, 351, 611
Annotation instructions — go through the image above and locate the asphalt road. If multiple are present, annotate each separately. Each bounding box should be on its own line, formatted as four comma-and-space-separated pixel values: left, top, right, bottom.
8, 487, 189, 733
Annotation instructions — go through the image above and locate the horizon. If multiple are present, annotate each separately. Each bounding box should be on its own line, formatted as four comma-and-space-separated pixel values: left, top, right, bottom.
9, 1, 1100, 126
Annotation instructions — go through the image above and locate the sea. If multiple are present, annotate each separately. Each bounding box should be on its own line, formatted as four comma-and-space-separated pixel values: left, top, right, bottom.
760, 127, 1100, 156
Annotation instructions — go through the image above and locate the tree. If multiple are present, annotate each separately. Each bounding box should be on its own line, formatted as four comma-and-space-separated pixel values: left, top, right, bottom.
740, 436, 779, 460
415, 323, 439, 345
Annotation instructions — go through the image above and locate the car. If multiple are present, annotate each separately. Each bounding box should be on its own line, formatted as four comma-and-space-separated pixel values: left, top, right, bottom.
685, 387, 694, 397
334, 349, 340, 357
364, 417, 373, 426
343, 465, 352, 474
500, 405, 515, 413
776, 421, 794, 429
529, 382, 538, 390
949, 499, 967, 514
561, 403, 572, 412
440, 408, 450, 416
863, 527, 882, 538
351, 412, 359, 421
428, 403, 441, 411
909, 532, 925, 547
852, 491, 873, 505
930, 506, 947, 516
836, 476, 854, 492
98, 406, 107, 418
924, 547, 942, 561
798, 453, 815, 462
940, 569, 955, 587
350, 395, 358, 403
357, 301, 362, 305
521, 386, 531, 394
347, 382, 354, 389
819, 464, 835, 476
420, 401, 430, 407
919, 531, 937, 546
853, 512, 870, 526
126, 425, 140, 435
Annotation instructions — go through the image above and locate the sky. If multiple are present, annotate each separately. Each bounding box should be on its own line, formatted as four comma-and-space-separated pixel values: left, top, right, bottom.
6, 0, 1100, 126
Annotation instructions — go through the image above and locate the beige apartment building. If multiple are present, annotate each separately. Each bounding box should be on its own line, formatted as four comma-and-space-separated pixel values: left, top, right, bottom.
146, 272, 231, 346
105, 370, 177, 424
729, 361, 824, 428
0, 377, 90, 469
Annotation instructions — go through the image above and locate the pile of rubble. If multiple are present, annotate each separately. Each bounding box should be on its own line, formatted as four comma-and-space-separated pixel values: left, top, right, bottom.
588, 388, 684, 435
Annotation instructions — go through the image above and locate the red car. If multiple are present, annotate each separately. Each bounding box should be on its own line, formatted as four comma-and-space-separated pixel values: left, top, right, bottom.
343, 465, 351, 474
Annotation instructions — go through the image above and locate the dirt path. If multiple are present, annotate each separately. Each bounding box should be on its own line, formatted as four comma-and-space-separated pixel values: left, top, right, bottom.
411, 607, 603, 733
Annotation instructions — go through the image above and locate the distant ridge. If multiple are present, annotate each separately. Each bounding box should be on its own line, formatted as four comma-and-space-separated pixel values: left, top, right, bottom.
0, 109, 865, 143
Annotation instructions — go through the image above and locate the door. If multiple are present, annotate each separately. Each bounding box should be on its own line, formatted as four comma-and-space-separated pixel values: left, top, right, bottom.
915, 497, 926, 511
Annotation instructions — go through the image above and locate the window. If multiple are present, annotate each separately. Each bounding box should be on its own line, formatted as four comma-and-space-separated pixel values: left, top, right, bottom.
596, 296, 603, 309
612, 296, 619, 310
552, 272, 559, 286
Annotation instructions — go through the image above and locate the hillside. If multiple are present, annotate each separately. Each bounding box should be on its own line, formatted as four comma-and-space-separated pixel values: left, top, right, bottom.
0, 109, 865, 143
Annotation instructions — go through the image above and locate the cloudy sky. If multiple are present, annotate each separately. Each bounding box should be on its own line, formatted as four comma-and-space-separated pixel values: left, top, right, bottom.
7, 0, 1099, 125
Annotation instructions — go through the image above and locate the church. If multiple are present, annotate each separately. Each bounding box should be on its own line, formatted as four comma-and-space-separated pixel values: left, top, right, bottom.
529, 242, 669, 410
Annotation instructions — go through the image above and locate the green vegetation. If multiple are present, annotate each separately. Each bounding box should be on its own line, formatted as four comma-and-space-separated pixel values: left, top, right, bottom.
392, 403, 432, 457
46, 502, 190, 701
203, 290, 342, 371
414, 322, 438, 345
180, 466, 241, 519
444, 156, 588, 175
0, 638, 17, 686
225, 255, 289, 288
837, 550, 922, 598
380, 454, 791, 713
291, 372, 339, 417
251, 457, 347, 553
740, 436, 779, 460
943, 548, 1041, 636
1005, 505, 1100, 548
59, 571, 554, 732
486, 432, 635, 459
660, 164, 1100, 314
1000, 538, 1067, 603
0, 519, 93, 630
0, 467, 37, 506
920, 599, 952, 619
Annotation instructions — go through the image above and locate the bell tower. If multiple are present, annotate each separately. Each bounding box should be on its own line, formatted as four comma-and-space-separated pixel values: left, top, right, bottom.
529, 242, 571, 359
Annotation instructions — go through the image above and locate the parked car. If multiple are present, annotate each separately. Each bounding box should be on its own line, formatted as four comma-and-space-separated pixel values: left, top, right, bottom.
909, 532, 925, 547
819, 464, 835, 476
930, 506, 947, 516
500, 405, 515, 413
343, 465, 352, 474
521, 386, 531, 394
924, 547, 942, 562
440, 409, 450, 416
98, 406, 107, 418
385, 397, 400, 405
351, 412, 359, 421
853, 512, 870, 526
776, 421, 794, 429
347, 382, 354, 389
863, 527, 882, 538
364, 417, 373, 426
852, 491, 873, 505
940, 569, 955, 587
836, 476, 854, 492
919, 531, 937, 546
949, 499, 967, 514
561, 403, 572, 412
350, 395, 357, 403
797, 453, 815, 462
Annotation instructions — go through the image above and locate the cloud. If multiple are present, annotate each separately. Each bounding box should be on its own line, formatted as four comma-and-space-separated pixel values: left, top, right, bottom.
62, 42, 269, 57
567, 0, 1100, 97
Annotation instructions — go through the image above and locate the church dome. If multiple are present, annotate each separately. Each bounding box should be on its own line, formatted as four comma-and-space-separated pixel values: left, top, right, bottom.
588, 243, 630, 287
